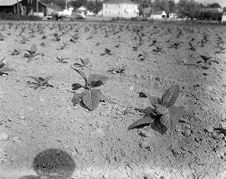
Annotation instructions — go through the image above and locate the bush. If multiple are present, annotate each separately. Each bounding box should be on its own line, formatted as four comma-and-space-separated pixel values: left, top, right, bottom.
0, 12, 42, 21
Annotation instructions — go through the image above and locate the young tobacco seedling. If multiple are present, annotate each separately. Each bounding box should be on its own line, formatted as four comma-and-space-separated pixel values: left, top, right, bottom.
100, 48, 112, 56
128, 84, 199, 134
0, 57, 15, 75
168, 42, 183, 49
56, 43, 68, 50
107, 64, 126, 74
71, 66, 108, 111
152, 46, 163, 53
8, 49, 20, 56
24, 44, 43, 62
73, 58, 90, 69
196, 55, 219, 69
26, 76, 53, 89
56, 56, 69, 64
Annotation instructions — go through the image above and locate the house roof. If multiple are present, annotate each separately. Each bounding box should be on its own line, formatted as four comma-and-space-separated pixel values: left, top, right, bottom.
0, 0, 23, 6
104, 0, 138, 5
77, 6, 87, 11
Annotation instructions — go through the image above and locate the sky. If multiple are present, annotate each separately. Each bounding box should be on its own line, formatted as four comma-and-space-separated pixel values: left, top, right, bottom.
175, 0, 226, 7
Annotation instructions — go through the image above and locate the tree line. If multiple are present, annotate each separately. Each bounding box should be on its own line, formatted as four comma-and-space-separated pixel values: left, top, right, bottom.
40, 0, 225, 20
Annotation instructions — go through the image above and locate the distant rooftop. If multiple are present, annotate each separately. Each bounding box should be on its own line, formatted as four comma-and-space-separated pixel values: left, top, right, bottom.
0, 0, 23, 6
104, 0, 138, 4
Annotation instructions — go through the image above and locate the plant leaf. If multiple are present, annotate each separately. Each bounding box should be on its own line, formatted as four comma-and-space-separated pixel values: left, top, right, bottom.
73, 63, 83, 68
82, 89, 101, 111
160, 113, 171, 129
72, 93, 82, 106
80, 58, 89, 66
72, 83, 83, 90
0, 57, 5, 68
161, 84, 180, 107
167, 106, 185, 130
71, 66, 87, 84
136, 107, 156, 116
88, 74, 108, 88
94, 89, 108, 101
145, 93, 161, 106
154, 104, 168, 115
128, 115, 154, 130
30, 44, 37, 53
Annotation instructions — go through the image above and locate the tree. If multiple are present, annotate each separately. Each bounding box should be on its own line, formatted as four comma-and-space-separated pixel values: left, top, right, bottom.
40, 0, 66, 8
69, 0, 87, 9
86, 1, 103, 14
207, 3, 221, 8
177, 0, 200, 19
168, 0, 176, 13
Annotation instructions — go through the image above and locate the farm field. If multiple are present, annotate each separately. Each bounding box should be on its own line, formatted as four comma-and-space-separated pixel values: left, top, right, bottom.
0, 21, 225, 179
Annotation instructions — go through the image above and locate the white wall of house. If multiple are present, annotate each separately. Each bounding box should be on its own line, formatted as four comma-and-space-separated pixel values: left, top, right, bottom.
151, 11, 167, 20
103, 3, 139, 18
222, 13, 226, 22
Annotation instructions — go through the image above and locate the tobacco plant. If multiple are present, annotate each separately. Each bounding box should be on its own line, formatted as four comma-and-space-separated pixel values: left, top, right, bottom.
8, 49, 20, 56
56, 56, 69, 64
26, 76, 53, 89
128, 84, 199, 134
71, 66, 108, 111
24, 44, 43, 62
100, 48, 112, 56
73, 58, 90, 69
0, 57, 15, 75
197, 55, 219, 69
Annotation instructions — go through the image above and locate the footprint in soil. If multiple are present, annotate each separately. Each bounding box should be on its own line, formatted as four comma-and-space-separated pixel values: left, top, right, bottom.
20, 148, 76, 179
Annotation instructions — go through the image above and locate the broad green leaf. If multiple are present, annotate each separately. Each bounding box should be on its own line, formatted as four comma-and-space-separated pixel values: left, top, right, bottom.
168, 106, 185, 130
72, 93, 82, 106
154, 104, 168, 115
160, 113, 171, 129
94, 89, 108, 101
72, 83, 83, 90
128, 115, 154, 130
82, 89, 101, 111
88, 74, 108, 87
161, 84, 180, 107
145, 93, 161, 106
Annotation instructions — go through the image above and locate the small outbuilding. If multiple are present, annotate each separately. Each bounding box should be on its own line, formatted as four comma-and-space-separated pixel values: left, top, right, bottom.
151, 10, 167, 19
0, 0, 47, 16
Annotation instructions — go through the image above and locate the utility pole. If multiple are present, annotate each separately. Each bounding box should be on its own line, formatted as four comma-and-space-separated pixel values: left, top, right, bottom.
36, 0, 39, 13
17, 0, 19, 16
65, 0, 66, 9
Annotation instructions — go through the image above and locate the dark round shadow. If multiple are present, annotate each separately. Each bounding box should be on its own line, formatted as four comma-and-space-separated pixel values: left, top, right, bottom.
33, 148, 76, 178
19, 175, 41, 179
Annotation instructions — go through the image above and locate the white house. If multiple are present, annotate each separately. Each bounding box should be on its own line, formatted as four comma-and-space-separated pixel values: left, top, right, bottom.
103, 0, 139, 18
222, 12, 226, 22
150, 11, 167, 20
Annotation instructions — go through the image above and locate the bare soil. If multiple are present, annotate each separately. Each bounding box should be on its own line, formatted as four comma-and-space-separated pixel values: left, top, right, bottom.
0, 21, 225, 179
